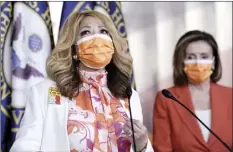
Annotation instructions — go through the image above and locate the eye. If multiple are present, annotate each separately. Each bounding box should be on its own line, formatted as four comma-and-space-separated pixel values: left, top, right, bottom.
187, 56, 193, 59
80, 30, 91, 37
100, 29, 109, 35
186, 55, 195, 60
201, 56, 208, 59
201, 54, 212, 59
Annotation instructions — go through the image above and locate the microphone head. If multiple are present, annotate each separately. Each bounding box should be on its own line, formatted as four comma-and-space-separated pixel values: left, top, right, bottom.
162, 89, 173, 99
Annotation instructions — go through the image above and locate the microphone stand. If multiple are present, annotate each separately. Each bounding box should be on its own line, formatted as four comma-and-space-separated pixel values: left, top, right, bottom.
127, 88, 137, 151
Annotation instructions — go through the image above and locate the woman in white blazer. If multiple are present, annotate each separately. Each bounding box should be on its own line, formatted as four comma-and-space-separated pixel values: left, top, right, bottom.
10, 11, 153, 152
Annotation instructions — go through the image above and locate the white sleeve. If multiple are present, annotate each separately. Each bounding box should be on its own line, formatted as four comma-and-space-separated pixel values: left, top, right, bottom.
10, 86, 44, 152
130, 89, 154, 152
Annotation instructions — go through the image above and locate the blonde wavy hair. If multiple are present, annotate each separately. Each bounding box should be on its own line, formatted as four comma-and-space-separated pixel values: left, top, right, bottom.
46, 11, 133, 98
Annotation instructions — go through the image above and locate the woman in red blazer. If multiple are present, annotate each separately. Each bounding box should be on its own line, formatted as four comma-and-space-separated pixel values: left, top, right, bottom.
153, 30, 232, 152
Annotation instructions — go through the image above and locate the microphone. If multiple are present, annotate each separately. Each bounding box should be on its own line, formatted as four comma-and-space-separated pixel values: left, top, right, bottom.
162, 89, 232, 152
126, 86, 137, 151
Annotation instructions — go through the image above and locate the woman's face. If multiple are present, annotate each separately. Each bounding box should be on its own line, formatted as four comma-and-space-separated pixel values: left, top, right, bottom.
77, 16, 109, 40
185, 40, 213, 60
75, 15, 113, 71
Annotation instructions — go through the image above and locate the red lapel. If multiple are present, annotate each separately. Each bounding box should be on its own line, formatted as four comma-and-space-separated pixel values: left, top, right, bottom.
207, 83, 225, 147
172, 85, 209, 149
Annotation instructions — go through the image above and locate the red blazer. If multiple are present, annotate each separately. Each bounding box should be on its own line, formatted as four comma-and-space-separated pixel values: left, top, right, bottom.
153, 83, 232, 152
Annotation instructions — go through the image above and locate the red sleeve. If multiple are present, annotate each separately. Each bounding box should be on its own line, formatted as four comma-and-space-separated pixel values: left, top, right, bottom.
153, 91, 173, 152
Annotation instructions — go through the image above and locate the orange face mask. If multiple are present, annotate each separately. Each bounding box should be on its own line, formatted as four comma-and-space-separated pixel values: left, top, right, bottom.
183, 59, 214, 84
76, 34, 114, 69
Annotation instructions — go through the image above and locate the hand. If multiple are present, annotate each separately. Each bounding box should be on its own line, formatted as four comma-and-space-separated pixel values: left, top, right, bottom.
123, 119, 148, 151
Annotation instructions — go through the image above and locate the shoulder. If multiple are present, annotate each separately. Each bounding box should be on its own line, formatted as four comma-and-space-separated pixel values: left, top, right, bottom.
153, 85, 184, 110
155, 85, 179, 100
129, 89, 142, 110
29, 78, 58, 96
32, 78, 57, 90
131, 88, 139, 98
213, 83, 232, 93
212, 83, 232, 99
212, 83, 232, 103
28, 78, 60, 103
129, 89, 144, 121
130, 89, 141, 104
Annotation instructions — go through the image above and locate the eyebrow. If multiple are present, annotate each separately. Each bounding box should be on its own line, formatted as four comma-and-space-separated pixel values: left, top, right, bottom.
186, 53, 195, 55
201, 52, 208, 54
81, 25, 91, 29
80, 25, 106, 29
99, 25, 106, 28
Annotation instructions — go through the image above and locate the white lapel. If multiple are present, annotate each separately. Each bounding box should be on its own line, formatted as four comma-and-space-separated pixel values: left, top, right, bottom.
40, 97, 70, 151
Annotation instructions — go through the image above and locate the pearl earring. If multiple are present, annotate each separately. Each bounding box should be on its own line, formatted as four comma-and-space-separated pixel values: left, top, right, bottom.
73, 55, 78, 61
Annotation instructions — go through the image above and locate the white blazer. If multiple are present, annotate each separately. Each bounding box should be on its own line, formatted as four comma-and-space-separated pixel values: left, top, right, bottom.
10, 79, 154, 152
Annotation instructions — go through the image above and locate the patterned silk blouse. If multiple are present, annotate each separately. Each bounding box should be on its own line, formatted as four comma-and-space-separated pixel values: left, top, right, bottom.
67, 70, 132, 152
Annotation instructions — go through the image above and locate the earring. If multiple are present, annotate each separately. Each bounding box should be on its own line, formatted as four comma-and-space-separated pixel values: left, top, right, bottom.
73, 55, 78, 61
